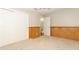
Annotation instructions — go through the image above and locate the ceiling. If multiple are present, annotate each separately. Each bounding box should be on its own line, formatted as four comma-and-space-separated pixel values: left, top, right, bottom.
14, 8, 62, 16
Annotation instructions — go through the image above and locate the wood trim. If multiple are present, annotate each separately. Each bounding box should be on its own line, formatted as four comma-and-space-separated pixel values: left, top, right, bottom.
29, 27, 41, 39
51, 26, 79, 28
50, 27, 79, 41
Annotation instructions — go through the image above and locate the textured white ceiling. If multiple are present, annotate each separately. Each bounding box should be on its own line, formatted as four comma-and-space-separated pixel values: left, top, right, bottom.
14, 8, 61, 16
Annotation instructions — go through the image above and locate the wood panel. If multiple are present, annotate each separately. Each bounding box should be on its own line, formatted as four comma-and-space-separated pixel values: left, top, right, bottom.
29, 27, 41, 38
51, 27, 79, 41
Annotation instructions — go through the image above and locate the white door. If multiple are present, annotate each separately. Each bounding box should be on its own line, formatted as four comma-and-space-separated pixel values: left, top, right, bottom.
43, 16, 50, 36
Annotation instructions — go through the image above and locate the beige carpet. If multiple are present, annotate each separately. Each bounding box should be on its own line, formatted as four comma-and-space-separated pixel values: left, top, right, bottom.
0, 36, 79, 50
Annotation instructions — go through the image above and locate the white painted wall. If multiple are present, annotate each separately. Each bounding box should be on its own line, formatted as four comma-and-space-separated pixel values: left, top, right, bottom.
0, 9, 29, 47
50, 9, 79, 27
29, 13, 42, 27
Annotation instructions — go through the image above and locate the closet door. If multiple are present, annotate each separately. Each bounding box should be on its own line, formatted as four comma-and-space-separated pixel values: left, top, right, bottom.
43, 16, 51, 36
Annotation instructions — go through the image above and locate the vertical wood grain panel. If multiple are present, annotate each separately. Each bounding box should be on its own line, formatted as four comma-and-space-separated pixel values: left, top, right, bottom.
29, 27, 41, 39
51, 27, 79, 41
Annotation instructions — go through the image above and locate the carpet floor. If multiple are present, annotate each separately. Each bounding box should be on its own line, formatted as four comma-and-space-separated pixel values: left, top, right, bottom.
0, 36, 79, 50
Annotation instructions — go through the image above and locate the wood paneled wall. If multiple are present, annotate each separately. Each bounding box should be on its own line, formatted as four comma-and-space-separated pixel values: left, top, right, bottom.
51, 27, 79, 41
29, 27, 41, 38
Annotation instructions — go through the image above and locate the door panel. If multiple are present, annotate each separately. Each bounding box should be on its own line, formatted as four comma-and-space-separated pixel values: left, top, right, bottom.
43, 17, 50, 36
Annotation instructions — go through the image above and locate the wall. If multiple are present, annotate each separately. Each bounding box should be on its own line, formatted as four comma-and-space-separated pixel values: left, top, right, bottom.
0, 9, 29, 47
29, 13, 42, 38
51, 9, 79, 27
50, 9, 79, 40
29, 13, 41, 27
